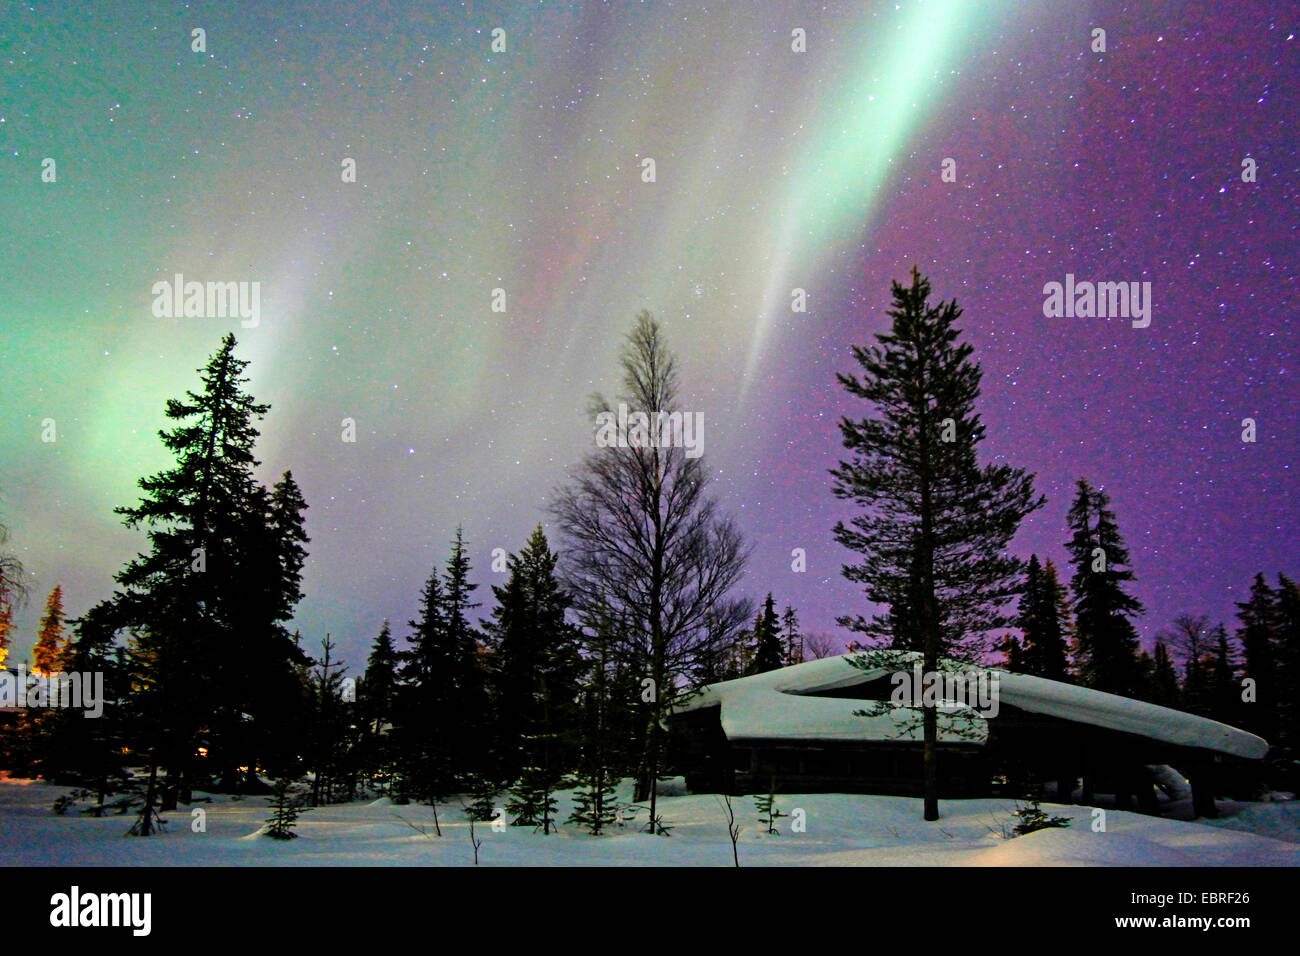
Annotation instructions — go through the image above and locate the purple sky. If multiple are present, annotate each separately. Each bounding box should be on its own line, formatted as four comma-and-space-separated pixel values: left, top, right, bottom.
2, 1, 1295, 671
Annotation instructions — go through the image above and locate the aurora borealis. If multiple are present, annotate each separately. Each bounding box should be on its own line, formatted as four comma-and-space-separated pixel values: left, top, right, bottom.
1, 1, 1295, 668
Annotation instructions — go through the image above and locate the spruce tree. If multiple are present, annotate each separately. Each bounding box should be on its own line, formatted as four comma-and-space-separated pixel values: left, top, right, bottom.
1207, 624, 1239, 726
110, 334, 287, 817
754, 782, 786, 834
568, 764, 619, 835
781, 605, 802, 665
750, 595, 784, 674
225, 472, 312, 786
32, 584, 68, 676
0, 517, 25, 670
361, 621, 399, 735
1271, 574, 1300, 775
506, 763, 560, 833
395, 530, 490, 803
691, 606, 746, 685
1236, 573, 1277, 740
569, 599, 626, 835
1042, 560, 1072, 680
12, 600, 133, 805
1150, 641, 1180, 708
305, 635, 350, 806
486, 525, 582, 785
440, 528, 491, 777
127, 791, 166, 837
1011, 799, 1070, 835
1000, 634, 1024, 671
396, 560, 452, 805
830, 268, 1043, 820
1065, 479, 1143, 696
1134, 649, 1156, 703
1016, 556, 1071, 681
96, 337, 311, 803
491, 528, 584, 834
52, 607, 132, 814
1012, 555, 1044, 670
358, 620, 399, 792
267, 472, 310, 620
726, 626, 754, 680
264, 777, 308, 839
462, 774, 500, 823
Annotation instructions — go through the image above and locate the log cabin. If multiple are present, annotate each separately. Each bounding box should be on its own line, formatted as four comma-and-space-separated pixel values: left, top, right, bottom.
666, 653, 1269, 818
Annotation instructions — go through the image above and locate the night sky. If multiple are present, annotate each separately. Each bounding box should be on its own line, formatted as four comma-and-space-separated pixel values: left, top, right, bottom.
2, 1, 1295, 670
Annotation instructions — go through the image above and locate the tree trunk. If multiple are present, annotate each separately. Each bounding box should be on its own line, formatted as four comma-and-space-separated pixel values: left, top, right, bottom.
634, 708, 654, 802
137, 760, 159, 836
1190, 765, 1217, 819
922, 704, 939, 820
160, 768, 178, 812
920, 523, 939, 821
1137, 770, 1160, 815
917, 343, 940, 823
1080, 741, 1095, 803
1056, 766, 1075, 804
646, 712, 659, 828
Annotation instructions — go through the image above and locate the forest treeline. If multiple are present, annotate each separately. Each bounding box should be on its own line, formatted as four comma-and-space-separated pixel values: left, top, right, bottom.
2, 280, 1296, 833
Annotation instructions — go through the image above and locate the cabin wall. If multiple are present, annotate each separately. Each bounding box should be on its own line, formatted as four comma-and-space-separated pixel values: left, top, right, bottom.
666, 700, 1248, 817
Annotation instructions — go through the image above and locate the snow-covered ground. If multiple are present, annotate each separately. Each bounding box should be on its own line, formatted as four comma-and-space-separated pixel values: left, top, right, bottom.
2, 773, 1296, 866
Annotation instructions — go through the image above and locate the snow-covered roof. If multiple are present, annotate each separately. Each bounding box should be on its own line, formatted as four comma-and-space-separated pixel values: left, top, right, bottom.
672, 653, 1269, 759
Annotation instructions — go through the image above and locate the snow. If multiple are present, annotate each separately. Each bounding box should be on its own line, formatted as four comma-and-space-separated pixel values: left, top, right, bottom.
2, 774, 1295, 867
675, 653, 1269, 758
989, 669, 1268, 759
716, 686, 987, 743
1147, 765, 1193, 801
